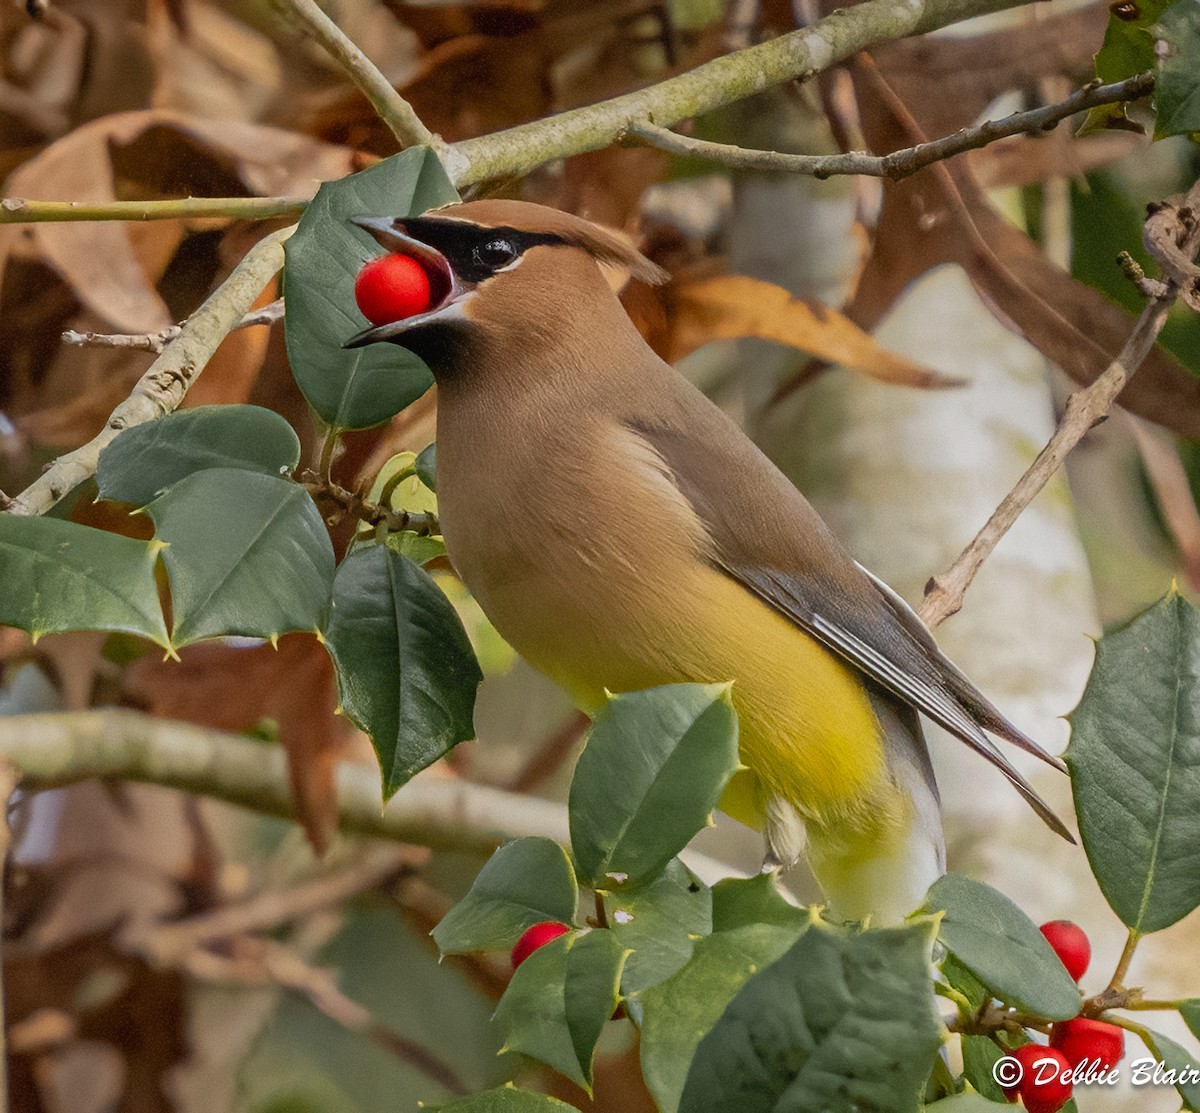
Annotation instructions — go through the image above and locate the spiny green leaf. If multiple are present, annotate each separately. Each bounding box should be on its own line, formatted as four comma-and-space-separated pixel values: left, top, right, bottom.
569, 683, 739, 889
678, 920, 941, 1113
604, 860, 711, 996
1067, 590, 1200, 933
431, 838, 577, 956
0, 514, 168, 646
324, 545, 481, 799
283, 149, 458, 430
563, 929, 627, 1090
922, 874, 1080, 1020
145, 468, 333, 648
640, 921, 808, 1113
711, 872, 808, 932
97, 405, 300, 507
491, 928, 627, 1093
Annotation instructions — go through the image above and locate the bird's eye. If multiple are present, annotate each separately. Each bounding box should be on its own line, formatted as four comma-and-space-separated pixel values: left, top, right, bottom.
473, 238, 518, 269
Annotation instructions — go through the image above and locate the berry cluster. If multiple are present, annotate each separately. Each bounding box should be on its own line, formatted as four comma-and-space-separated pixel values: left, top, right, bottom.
997, 921, 1125, 1113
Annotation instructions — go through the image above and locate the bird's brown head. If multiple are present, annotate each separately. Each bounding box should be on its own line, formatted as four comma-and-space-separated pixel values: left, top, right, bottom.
343, 199, 666, 380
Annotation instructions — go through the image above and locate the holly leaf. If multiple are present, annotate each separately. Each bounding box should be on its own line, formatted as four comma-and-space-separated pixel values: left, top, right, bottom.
639, 922, 808, 1113
493, 929, 626, 1093
711, 873, 808, 932
432, 837, 578, 955
0, 514, 168, 646
323, 544, 481, 798
283, 148, 458, 430
569, 683, 739, 889
922, 874, 1080, 1020
145, 468, 334, 648
603, 860, 712, 997
96, 405, 300, 508
678, 920, 941, 1113
1067, 590, 1200, 934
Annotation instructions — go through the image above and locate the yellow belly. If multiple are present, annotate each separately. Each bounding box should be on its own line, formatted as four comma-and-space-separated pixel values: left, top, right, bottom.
500, 561, 891, 829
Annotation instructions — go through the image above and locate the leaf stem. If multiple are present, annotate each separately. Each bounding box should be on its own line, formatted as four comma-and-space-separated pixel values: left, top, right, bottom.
1108, 928, 1142, 992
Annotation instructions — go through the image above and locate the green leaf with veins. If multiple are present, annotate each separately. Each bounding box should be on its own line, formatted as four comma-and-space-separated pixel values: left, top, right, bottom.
283, 148, 459, 430
97, 405, 300, 508
0, 514, 168, 647
1067, 590, 1200, 933
145, 468, 333, 648
431, 837, 578, 955
323, 544, 481, 798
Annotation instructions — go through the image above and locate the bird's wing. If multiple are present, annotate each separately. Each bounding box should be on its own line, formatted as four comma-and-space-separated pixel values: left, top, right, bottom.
630, 410, 1073, 841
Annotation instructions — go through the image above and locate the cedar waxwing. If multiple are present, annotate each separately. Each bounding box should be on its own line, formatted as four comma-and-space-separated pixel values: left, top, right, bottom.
345, 199, 1071, 923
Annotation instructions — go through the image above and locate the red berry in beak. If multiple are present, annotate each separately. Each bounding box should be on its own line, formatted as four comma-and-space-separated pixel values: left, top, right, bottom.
354, 254, 432, 325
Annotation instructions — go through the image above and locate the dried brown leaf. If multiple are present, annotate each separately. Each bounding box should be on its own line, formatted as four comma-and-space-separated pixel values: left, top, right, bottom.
126, 635, 349, 854
661, 274, 963, 389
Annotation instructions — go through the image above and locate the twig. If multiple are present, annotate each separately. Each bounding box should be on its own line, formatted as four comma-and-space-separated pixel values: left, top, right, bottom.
5, 226, 293, 517
450, 0, 1038, 186
0, 760, 19, 1113
167, 937, 469, 1095
919, 178, 1200, 627
150, 843, 415, 959
0, 196, 308, 224
62, 299, 285, 355
272, 0, 444, 158
303, 471, 440, 534
630, 72, 1155, 180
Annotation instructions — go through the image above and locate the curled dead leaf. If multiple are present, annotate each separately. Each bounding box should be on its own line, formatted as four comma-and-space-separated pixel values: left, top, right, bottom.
658, 274, 964, 389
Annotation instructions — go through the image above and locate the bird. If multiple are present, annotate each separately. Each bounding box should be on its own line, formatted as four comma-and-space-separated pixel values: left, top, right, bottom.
344, 198, 1071, 923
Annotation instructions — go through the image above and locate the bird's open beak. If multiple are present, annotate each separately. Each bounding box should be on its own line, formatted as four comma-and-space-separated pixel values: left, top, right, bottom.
343, 216, 468, 349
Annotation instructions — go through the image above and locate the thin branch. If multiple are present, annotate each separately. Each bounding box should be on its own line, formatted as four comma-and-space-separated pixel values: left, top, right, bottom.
0, 709, 739, 884
0, 709, 569, 854
272, 0, 442, 156
166, 938, 469, 1095
0, 196, 308, 224
919, 178, 1200, 627
62, 299, 285, 355
450, 0, 1038, 186
0, 760, 19, 1113
150, 843, 415, 959
631, 71, 1155, 181
4, 226, 293, 517
262, 943, 469, 1095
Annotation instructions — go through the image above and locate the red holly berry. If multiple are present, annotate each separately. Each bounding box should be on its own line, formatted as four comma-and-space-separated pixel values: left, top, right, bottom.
1039, 920, 1091, 982
1051, 1016, 1125, 1071
1000, 1044, 1073, 1113
354, 254, 432, 325
510, 921, 570, 969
